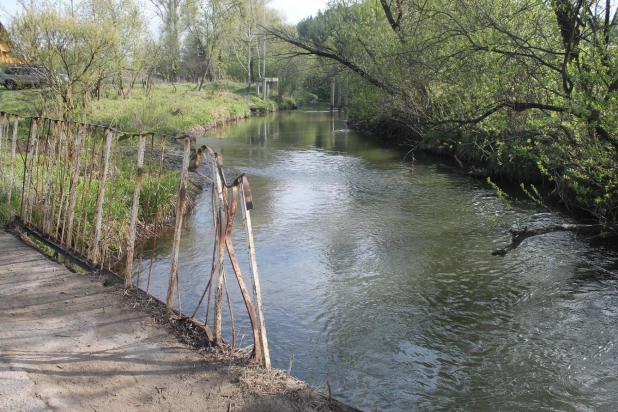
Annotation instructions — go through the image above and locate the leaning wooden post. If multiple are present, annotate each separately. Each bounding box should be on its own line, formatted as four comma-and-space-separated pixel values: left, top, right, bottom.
7, 115, 18, 207
92, 128, 113, 265
167, 137, 190, 311
239, 176, 270, 368
125, 134, 146, 287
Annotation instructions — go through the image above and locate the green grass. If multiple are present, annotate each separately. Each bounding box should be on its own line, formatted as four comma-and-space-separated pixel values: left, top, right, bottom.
0, 88, 48, 117
0, 79, 294, 135
85, 80, 291, 135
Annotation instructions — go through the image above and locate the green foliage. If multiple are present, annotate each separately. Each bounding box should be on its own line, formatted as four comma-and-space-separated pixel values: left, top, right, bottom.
487, 177, 511, 210
280, 0, 618, 227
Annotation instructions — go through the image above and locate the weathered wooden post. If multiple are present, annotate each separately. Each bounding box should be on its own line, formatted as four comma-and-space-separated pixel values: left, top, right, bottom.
125, 134, 146, 287
239, 176, 270, 368
7, 115, 18, 207
167, 137, 190, 311
92, 128, 113, 265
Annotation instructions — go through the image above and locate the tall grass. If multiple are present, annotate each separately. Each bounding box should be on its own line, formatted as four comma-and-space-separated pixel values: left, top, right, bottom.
87, 81, 256, 134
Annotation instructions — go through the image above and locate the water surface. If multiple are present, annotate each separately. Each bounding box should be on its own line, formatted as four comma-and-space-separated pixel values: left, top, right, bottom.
138, 105, 618, 411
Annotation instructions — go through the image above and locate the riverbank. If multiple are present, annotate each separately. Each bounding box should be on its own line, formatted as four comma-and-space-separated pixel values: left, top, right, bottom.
0, 81, 297, 136
0, 229, 359, 412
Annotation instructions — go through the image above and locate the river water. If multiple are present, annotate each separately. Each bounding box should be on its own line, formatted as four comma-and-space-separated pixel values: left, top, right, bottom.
138, 105, 618, 411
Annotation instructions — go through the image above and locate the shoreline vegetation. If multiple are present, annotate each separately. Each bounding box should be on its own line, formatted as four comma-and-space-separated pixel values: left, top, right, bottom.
0, 80, 304, 136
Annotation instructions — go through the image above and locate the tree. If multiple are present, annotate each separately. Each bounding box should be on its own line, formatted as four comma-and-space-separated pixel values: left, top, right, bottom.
270, 0, 618, 227
151, 0, 185, 82
183, 0, 239, 89
79, 0, 151, 98
10, 1, 119, 118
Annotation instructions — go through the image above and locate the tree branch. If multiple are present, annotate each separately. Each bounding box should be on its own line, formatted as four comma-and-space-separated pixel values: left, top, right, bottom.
492, 224, 612, 256
266, 28, 400, 96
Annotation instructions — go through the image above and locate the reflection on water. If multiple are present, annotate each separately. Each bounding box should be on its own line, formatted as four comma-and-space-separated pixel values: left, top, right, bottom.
137, 104, 618, 411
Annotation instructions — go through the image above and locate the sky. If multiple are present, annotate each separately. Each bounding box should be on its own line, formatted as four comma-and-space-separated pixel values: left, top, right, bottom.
270, 0, 327, 24
0, 0, 327, 25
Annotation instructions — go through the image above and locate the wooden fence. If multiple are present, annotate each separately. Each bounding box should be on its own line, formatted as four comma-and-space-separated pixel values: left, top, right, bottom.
0, 112, 270, 368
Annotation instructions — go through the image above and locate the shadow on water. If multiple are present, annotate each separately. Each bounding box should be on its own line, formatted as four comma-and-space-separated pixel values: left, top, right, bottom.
134, 103, 618, 411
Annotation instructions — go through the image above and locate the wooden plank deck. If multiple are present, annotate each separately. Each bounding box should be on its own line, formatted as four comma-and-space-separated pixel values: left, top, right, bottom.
0, 229, 321, 412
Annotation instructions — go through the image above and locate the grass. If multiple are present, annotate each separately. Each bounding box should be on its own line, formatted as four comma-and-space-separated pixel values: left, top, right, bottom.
86, 81, 252, 135
0, 79, 296, 135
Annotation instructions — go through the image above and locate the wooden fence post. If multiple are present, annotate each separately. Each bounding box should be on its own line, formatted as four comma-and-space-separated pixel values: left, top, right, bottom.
240, 176, 270, 368
125, 134, 146, 287
7, 115, 18, 206
167, 137, 190, 311
92, 128, 113, 265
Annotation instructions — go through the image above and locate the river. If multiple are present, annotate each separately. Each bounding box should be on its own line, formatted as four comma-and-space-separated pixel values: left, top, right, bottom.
137, 104, 618, 411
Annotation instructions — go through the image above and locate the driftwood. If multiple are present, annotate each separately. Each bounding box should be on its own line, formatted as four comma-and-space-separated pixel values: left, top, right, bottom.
492, 224, 614, 256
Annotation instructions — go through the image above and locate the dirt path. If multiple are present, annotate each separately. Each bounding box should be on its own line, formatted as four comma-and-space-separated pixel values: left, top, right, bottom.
0, 230, 331, 412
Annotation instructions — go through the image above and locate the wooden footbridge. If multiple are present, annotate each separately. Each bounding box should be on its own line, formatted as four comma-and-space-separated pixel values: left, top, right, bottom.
0, 112, 270, 368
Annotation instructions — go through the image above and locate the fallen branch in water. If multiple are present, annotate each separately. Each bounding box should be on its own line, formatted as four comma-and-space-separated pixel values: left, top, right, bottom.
492, 224, 614, 256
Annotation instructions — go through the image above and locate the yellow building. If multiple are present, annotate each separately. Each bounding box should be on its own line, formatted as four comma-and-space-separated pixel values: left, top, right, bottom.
0, 22, 23, 65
